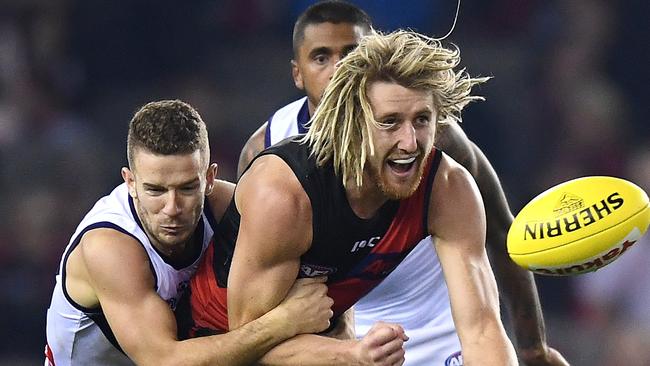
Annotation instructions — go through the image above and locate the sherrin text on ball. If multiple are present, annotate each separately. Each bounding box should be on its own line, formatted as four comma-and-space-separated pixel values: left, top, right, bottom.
507, 176, 650, 276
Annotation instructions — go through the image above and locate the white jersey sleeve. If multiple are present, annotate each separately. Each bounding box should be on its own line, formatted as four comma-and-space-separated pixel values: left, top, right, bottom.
265, 97, 310, 148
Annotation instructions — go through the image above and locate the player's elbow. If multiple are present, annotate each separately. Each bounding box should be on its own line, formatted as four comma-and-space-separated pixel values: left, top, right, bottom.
129, 342, 194, 366
459, 312, 517, 365
228, 307, 259, 331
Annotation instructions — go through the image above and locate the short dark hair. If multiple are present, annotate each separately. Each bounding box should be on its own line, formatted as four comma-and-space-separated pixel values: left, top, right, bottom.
127, 99, 209, 169
292, 0, 372, 56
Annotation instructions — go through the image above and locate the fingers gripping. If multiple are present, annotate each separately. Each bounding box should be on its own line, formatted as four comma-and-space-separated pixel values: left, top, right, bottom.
363, 322, 408, 365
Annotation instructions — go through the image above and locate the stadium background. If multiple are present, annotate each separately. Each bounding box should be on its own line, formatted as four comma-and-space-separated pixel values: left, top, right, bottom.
0, 0, 648, 364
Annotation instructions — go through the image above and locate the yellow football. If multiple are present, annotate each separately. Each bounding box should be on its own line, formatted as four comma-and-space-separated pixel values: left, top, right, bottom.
507, 176, 650, 276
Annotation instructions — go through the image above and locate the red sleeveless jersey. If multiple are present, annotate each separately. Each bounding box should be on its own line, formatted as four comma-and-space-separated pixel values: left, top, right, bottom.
181, 138, 441, 336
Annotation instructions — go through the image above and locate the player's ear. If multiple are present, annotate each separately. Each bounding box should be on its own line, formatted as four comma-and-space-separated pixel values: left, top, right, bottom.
205, 163, 218, 196
121, 167, 137, 198
291, 59, 304, 90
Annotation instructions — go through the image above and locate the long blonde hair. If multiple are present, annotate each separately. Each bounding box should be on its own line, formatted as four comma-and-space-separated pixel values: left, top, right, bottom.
302, 29, 488, 188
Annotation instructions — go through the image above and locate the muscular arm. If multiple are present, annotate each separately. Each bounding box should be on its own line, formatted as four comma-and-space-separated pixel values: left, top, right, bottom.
237, 122, 267, 178
429, 154, 517, 365
229, 155, 360, 365
437, 123, 567, 365
72, 229, 303, 366
469, 143, 548, 352
229, 155, 406, 366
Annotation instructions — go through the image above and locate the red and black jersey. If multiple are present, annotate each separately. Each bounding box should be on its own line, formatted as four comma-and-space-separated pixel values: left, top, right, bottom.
177, 136, 441, 337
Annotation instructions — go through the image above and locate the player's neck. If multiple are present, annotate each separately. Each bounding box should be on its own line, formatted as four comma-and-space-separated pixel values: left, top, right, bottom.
307, 100, 316, 117
142, 224, 198, 266
152, 239, 184, 258
344, 174, 388, 219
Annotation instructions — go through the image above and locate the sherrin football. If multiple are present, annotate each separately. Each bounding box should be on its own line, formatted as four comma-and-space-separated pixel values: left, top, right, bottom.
507, 176, 650, 276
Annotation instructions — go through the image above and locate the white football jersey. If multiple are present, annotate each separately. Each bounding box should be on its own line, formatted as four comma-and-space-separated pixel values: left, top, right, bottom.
45, 183, 214, 365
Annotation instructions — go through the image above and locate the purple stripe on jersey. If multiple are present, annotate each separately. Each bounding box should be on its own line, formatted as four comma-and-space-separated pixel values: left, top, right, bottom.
265, 98, 310, 148
264, 116, 273, 149
129, 193, 143, 231
297, 98, 310, 134
61, 221, 148, 313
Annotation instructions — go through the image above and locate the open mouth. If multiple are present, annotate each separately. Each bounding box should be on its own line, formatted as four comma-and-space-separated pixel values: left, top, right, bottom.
387, 156, 417, 175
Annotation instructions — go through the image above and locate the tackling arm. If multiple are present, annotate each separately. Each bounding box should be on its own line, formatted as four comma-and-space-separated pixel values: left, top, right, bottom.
76, 229, 312, 366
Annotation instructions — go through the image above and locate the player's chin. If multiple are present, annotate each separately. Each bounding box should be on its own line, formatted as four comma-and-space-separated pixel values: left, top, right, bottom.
381, 165, 423, 197
159, 230, 192, 246
379, 175, 420, 200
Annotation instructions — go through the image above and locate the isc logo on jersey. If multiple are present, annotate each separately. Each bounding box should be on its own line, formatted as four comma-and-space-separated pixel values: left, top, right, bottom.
351, 236, 381, 253
445, 351, 463, 366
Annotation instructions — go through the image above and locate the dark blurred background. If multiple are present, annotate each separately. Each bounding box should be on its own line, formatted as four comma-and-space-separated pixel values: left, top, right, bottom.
1, 0, 648, 364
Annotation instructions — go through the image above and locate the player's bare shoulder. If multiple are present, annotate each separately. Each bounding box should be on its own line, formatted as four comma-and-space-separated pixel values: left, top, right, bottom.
428, 153, 486, 238
66, 228, 153, 309
431, 152, 477, 197
237, 154, 313, 254
239, 154, 310, 214
238, 122, 268, 177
